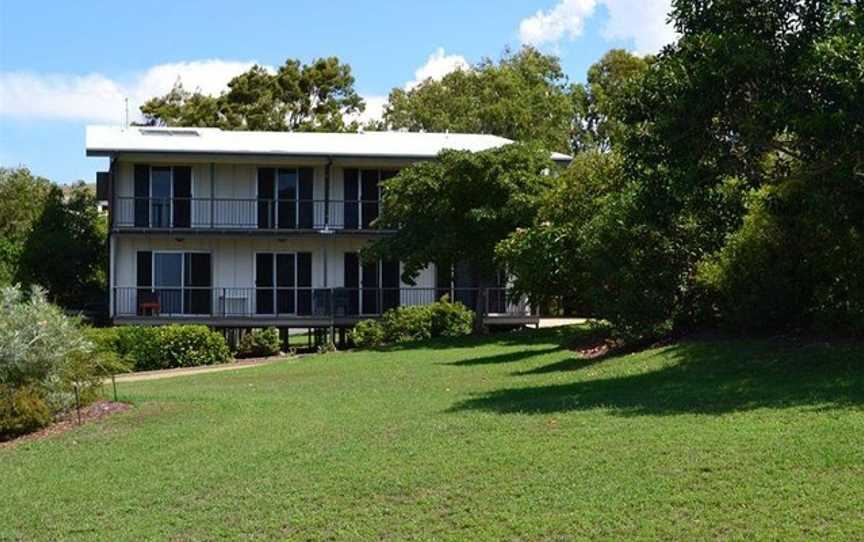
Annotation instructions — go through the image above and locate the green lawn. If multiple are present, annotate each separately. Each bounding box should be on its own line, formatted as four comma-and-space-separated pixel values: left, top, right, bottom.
2, 327, 863, 540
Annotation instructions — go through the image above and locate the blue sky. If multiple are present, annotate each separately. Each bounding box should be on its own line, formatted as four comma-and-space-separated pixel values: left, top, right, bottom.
0, 0, 674, 184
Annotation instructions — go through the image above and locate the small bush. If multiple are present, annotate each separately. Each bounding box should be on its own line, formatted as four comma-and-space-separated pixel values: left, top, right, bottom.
100, 325, 230, 371
429, 298, 474, 337
352, 299, 475, 349
237, 328, 282, 358
155, 325, 231, 369
0, 384, 53, 440
113, 326, 162, 371
0, 286, 106, 412
84, 326, 120, 354
350, 320, 386, 348
381, 305, 434, 343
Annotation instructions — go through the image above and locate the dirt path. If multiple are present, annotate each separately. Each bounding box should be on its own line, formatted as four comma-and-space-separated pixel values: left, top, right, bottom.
113, 356, 293, 383
538, 318, 587, 328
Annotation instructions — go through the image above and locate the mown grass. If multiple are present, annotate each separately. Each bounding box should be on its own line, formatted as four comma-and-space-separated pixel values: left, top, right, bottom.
2, 327, 863, 540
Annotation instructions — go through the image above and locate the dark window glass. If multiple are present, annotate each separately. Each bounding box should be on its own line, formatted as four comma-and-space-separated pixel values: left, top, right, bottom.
277, 169, 298, 229
343, 168, 359, 230
256, 253, 274, 314
173, 166, 192, 228
134, 165, 150, 227
257, 168, 275, 229
150, 167, 172, 227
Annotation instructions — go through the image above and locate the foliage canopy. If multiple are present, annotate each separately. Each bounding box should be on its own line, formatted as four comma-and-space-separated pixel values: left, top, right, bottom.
140, 57, 365, 132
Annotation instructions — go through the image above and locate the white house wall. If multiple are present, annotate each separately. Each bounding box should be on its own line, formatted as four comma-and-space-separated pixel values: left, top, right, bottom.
113, 235, 435, 291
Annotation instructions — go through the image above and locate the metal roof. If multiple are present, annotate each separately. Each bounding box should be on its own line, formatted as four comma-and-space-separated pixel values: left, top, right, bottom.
86, 125, 572, 162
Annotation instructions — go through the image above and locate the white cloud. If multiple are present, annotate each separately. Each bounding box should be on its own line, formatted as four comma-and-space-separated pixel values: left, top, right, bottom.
0, 50, 470, 128
348, 95, 388, 126
405, 47, 469, 90
519, 0, 676, 54
0, 59, 261, 123
519, 0, 598, 47
353, 48, 469, 126
600, 0, 677, 54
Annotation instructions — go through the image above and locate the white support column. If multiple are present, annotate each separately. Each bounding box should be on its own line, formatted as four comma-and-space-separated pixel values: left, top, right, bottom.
108, 234, 116, 318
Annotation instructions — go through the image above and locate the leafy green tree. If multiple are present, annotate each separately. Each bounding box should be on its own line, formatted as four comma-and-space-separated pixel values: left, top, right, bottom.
616, 0, 864, 333
367, 143, 556, 288
496, 151, 627, 316
140, 57, 365, 131
0, 168, 52, 286
570, 49, 652, 152
500, 1, 864, 337
377, 47, 573, 153
18, 184, 107, 308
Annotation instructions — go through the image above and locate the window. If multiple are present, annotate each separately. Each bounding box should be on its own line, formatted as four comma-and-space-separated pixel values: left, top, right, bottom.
136, 251, 211, 315
342, 168, 398, 229
256, 167, 315, 229
133, 165, 192, 228
343, 252, 399, 315
255, 252, 313, 315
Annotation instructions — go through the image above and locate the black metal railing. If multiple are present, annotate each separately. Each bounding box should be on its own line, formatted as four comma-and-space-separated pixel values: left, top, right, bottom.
113, 287, 533, 319
113, 197, 387, 231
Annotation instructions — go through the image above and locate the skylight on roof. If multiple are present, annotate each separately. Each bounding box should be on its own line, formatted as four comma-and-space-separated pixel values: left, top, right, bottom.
139, 128, 201, 137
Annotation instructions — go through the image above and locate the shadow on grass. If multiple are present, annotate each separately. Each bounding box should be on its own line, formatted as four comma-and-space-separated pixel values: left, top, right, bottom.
446, 346, 564, 366
512, 355, 609, 375
449, 340, 864, 416
369, 325, 584, 355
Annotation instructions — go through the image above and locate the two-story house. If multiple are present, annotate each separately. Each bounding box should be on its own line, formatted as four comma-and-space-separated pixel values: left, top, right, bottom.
88, 126, 570, 341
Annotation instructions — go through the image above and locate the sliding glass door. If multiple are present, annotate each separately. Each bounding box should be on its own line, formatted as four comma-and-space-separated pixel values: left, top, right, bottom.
133, 165, 193, 228
257, 167, 315, 229
255, 252, 313, 315
277, 170, 298, 229
149, 252, 212, 315
150, 167, 172, 228
342, 169, 397, 230
344, 253, 400, 315
154, 253, 182, 314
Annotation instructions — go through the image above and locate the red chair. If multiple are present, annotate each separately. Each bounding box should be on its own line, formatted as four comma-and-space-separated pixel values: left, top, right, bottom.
138, 291, 161, 316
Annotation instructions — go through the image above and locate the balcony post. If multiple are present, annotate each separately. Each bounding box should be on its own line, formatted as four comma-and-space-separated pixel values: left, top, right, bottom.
329, 287, 335, 345
209, 162, 215, 229
324, 158, 332, 229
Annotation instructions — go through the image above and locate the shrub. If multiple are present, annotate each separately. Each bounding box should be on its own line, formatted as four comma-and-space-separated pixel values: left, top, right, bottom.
350, 320, 386, 348
113, 326, 162, 371
98, 325, 230, 371
351, 299, 475, 348
1, 286, 85, 390
157, 325, 231, 368
84, 326, 120, 354
0, 285, 117, 439
237, 328, 282, 358
429, 298, 474, 337
0, 384, 53, 440
381, 305, 434, 343
695, 183, 864, 334
0, 286, 101, 411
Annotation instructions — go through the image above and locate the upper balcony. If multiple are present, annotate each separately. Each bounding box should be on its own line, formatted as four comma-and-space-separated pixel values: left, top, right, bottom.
112, 197, 392, 234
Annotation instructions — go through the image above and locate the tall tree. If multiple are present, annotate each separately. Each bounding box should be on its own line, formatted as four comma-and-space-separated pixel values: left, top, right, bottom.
377, 47, 573, 153
0, 168, 52, 286
367, 144, 556, 287
500, 1, 864, 337
18, 184, 107, 308
140, 57, 365, 132
570, 49, 652, 152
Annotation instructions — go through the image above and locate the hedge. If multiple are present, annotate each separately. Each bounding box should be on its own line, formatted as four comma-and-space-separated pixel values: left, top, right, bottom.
351, 298, 474, 348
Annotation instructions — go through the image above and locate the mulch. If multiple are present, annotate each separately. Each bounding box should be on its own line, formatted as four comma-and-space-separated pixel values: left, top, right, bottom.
0, 401, 132, 449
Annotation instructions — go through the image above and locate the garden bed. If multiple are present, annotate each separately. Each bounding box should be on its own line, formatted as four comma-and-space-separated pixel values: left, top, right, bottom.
0, 401, 131, 448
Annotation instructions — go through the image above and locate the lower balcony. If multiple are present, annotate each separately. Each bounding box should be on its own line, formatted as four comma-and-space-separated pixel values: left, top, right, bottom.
112, 287, 537, 327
